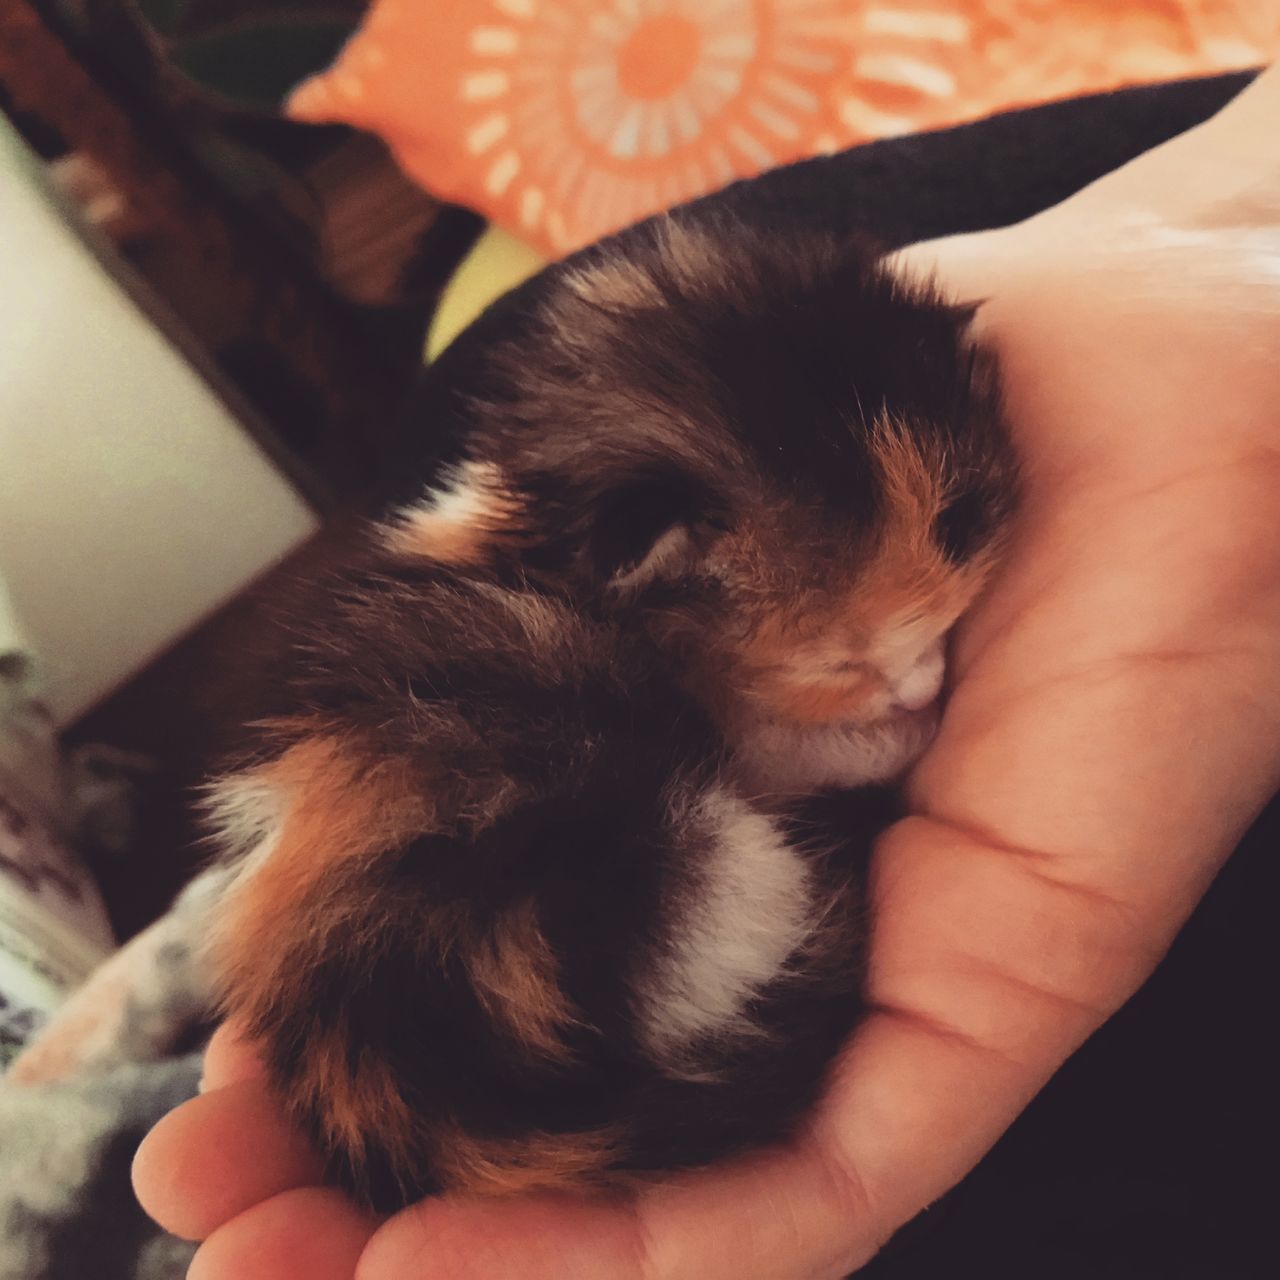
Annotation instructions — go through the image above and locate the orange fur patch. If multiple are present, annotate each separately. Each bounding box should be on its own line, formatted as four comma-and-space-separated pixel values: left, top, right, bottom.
386, 461, 521, 566
728, 418, 992, 726
656, 219, 732, 296
567, 219, 723, 312
436, 1123, 624, 1196
211, 733, 430, 1028
845, 421, 960, 619
295, 1016, 420, 1175
469, 900, 578, 1061
566, 257, 662, 311
751, 672, 882, 725
294, 1029, 619, 1199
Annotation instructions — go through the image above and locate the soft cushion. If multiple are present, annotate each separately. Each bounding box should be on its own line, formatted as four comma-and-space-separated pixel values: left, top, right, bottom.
287, 1, 1275, 258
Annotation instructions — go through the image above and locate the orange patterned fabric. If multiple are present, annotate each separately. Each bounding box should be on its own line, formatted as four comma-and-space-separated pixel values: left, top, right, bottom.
288, 1, 1278, 258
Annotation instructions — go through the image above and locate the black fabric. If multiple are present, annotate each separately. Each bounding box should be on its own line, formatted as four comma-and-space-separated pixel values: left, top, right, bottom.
705, 70, 1257, 249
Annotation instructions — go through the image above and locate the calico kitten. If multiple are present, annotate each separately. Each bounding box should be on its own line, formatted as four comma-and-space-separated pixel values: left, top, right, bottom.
204, 212, 1017, 1209
386, 213, 1015, 792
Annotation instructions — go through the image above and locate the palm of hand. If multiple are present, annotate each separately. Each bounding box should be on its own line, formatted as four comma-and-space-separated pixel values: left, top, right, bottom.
134, 70, 1280, 1280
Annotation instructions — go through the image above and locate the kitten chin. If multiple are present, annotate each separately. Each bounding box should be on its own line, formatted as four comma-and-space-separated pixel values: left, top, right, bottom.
731, 702, 942, 796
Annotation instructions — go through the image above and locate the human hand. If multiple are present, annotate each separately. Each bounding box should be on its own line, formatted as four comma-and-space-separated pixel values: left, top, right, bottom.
133, 66, 1280, 1279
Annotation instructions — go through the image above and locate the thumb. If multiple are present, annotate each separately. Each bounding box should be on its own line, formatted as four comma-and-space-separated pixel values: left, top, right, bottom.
358, 1142, 875, 1280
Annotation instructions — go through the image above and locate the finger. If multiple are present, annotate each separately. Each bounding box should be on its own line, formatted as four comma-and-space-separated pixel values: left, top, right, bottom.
819, 634, 1275, 1243
360, 1190, 655, 1280
932, 536, 1280, 922
200, 1019, 266, 1092
359, 1144, 870, 1280
811, 820, 1135, 1240
133, 1077, 326, 1240
187, 1187, 379, 1280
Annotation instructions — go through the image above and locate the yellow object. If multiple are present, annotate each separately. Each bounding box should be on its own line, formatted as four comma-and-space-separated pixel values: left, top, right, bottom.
425, 225, 547, 363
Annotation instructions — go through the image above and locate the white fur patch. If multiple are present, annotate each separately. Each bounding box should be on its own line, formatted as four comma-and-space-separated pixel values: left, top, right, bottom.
202, 772, 286, 872
637, 787, 813, 1070
198, 773, 293, 985
887, 637, 946, 711
383, 459, 512, 558
411, 460, 496, 525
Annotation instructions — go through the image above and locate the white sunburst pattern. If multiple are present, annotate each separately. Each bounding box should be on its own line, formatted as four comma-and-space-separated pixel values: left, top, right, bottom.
458, 0, 859, 253
839, 2, 972, 140
569, 0, 758, 159
289, 0, 1280, 260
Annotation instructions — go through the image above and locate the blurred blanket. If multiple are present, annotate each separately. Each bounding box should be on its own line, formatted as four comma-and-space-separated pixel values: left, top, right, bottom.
0, 573, 197, 1280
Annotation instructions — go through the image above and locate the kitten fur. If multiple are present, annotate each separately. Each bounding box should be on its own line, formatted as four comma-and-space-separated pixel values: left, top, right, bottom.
207, 545, 866, 1208
386, 212, 1015, 791
206, 211, 1017, 1208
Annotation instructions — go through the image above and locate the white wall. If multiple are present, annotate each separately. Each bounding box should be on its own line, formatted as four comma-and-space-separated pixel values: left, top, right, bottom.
0, 119, 319, 724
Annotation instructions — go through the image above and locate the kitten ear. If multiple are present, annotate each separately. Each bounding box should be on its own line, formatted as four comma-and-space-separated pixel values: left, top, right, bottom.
385, 461, 521, 567
949, 299, 985, 328
586, 475, 704, 589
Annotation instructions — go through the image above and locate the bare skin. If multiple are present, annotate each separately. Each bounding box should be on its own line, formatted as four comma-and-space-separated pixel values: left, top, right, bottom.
133, 66, 1280, 1280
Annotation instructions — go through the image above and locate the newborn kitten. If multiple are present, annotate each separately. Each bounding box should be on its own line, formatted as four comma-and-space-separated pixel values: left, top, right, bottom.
206, 212, 1017, 1208
388, 213, 1015, 793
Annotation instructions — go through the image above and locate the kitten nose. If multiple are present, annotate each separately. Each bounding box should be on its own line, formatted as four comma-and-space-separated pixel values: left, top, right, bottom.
889, 640, 945, 711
